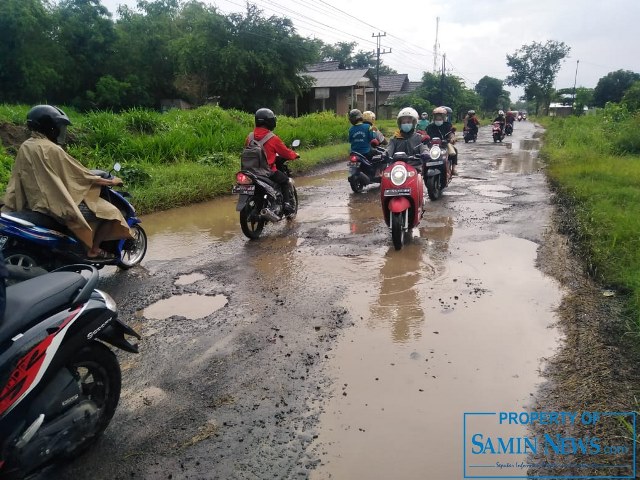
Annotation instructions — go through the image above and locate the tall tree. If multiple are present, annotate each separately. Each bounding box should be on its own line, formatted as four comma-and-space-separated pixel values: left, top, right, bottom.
593, 70, 640, 107
506, 40, 570, 114
0, 0, 63, 103
621, 81, 640, 112
475, 76, 508, 113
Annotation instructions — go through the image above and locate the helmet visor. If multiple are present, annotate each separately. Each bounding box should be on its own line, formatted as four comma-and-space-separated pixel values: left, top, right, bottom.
56, 124, 68, 145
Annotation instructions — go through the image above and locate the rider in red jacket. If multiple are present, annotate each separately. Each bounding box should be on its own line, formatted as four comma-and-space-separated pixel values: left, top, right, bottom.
247, 108, 298, 212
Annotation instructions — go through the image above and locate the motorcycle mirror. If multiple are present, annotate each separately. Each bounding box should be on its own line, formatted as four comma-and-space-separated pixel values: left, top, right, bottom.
291, 139, 301, 148
113, 162, 122, 172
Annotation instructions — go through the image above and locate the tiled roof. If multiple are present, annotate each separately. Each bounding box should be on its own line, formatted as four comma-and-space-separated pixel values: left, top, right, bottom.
306, 61, 341, 72
378, 74, 409, 92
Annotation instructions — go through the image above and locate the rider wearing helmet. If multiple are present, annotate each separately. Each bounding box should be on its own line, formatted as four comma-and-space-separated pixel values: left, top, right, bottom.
417, 112, 430, 132
248, 107, 299, 214
349, 109, 378, 159
386, 107, 428, 157
494, 109, 506, 133
426, 106, 459, 174
362, 110, 387, 146
465, 110, 479, 135
2, 105, 132, 259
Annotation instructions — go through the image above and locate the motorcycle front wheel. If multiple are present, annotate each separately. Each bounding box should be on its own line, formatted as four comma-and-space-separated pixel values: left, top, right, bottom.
391, 212, 404, 251
64, 342, 121, 456
117, 224, 147, 269
426, 174, 442, 200
286, 185, 299, 221
240, 200, 265, 239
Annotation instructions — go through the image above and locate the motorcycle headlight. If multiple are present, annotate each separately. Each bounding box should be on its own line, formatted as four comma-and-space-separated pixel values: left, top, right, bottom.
429, 145, 441, 160
96, 289, 117, 312
390, 164, 408, 186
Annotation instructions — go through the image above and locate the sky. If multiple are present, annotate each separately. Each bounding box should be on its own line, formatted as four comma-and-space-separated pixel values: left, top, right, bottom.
101, 0, 640, 101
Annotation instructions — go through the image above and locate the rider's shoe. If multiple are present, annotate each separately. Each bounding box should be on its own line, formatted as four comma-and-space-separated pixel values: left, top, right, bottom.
283, 202, 295, 214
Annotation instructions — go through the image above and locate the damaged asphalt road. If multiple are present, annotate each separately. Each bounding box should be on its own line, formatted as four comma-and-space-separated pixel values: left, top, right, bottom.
47, 121, 637, 479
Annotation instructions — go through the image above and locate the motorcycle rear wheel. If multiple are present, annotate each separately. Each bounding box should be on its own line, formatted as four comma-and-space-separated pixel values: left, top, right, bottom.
426, 175, 442, 200
240, 201, 265, 239
349, 179, 364, 193
3, 247, 41, 269
391, 212, 404, 251
117, 224, 147, 269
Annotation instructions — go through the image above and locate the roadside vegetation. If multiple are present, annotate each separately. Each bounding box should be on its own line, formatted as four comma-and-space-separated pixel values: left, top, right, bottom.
539, 104, 640, 326
0, 105, 350, 213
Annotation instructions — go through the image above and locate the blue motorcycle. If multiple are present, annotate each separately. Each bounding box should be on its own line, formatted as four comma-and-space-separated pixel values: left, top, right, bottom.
0, 163, 147, 272
347, 147, 389, 193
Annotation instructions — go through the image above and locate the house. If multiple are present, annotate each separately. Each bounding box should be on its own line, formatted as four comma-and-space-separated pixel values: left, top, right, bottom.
288, 63, 374, 116
365, 75, 421, 119
548, 102, 573, 117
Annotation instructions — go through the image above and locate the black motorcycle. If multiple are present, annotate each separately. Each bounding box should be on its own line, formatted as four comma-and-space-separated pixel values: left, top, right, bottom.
423, 137, 453, 200
0, 264, 140, 478
347, 147, 389, 193
463, 126, 478, 143
505, 122, 514, 136
233, 140, 300, 239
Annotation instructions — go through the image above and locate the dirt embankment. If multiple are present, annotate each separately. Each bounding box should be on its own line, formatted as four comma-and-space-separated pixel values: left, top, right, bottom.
0, 123, 29, 154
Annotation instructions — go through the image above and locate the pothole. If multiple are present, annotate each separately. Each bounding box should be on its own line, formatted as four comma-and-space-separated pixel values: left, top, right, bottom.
175, 273, 206, 285
138, 293, 228, 320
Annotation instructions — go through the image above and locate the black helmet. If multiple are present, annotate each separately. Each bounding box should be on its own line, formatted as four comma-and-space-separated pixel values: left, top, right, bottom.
348, 109, 363, 126
255, 108, 276, 131
26, 104, 71, 145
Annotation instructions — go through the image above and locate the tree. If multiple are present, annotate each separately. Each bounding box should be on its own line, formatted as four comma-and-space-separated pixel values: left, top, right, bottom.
320, 41, 396, 74
475, 76, 509, 114
506, 40, 571, 115
621, 81, 640, 112
593, 70, 640, 107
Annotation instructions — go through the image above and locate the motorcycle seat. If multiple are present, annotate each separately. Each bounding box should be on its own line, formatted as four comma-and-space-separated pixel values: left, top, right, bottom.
2, 210, 70, 234
0, 272, 87, 345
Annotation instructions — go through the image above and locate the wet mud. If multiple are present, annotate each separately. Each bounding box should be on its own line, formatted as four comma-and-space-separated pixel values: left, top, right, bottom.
46, 121, 635, 479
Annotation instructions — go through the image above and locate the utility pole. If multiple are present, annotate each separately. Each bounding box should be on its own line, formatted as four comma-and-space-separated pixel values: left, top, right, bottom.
433, 17, 440, 74
372, 32, 391, 118
572, 59, 580, 111
440, 53, 446, 106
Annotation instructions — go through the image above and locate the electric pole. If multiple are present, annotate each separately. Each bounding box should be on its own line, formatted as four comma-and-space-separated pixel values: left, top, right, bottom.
440, 53, 446, 106
572, 59, 580, 111
433, 17, 440, 74
372, 32, 391, 117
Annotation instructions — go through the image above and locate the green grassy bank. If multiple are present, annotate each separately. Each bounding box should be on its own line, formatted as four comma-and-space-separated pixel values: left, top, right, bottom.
0, 105, 351, 213
539, 106, 640, 326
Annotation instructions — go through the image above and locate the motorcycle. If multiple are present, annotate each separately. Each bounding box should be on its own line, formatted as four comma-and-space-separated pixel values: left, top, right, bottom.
233, 140, 300, 239
0, 264, 140, 478
423, 137, 453, 200
522, 113, 527, 121
492, 122, 506, 143
517, 114, 523, 122
380, 152, 425, 251
0, 163, 147, 272
463, 126, 478, 143
505, 122, 514, 136
347, 146, 389, 193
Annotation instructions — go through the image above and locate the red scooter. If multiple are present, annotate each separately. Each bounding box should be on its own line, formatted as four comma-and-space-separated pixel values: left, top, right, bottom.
380, 152, 425, 250
492, 121, 506, 143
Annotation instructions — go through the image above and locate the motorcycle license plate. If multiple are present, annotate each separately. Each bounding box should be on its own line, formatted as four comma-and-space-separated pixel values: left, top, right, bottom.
232, 185, 255, 194
384, 188, 411, 196
424, 161, 443, 167
347, 162, 360, 168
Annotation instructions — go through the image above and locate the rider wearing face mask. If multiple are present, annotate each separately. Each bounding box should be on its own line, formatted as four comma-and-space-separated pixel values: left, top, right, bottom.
426, 106, 458, 174
386, 107, 428, 157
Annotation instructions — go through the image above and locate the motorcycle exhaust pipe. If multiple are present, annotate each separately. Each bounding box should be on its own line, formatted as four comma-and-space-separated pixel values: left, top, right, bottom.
260, 208, 281, 222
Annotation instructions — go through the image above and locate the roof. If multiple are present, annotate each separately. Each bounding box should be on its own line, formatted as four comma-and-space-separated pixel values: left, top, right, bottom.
306, 61, 341, 72
405, 81, 421, 92
378, 74, 409, 92
305, 69, 372, 88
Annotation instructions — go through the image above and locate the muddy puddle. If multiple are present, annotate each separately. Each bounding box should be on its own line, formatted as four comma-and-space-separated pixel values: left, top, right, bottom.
137, 293, 228, 320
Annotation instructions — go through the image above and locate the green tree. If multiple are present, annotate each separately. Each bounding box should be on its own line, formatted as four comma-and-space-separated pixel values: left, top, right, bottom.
475, 76, 509, 114
320, 41, 396, 74
0, 0, 63, 103
621, 81, 640, 112
593, 70, 640, 107
506, 40, 571, 115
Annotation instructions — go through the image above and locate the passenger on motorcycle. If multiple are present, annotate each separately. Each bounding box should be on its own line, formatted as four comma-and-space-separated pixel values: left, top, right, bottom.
2, 105, 132, 259
494, 110, 506, 132
385, 107, 428, 158
417, 112, 430, 132
465, 110, 479, 134
349, 109, 378, 159
506, 110, 516, 125
362, 110, 387, 146
248, 108, 299, 214
426, 106, 458, 174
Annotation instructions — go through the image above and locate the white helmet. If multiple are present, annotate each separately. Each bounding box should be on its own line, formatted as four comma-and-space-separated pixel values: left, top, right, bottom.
498, 110, 505, 116
397, 107, 419, 129
363, 110, 376, 123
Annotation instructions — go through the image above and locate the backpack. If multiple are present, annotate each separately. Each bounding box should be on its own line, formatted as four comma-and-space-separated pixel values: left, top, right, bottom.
240, 132, 275, 175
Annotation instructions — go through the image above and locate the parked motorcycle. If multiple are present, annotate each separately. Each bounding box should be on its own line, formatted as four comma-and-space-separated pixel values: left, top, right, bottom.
505, 122, 514, 136
492, 122, 506, 143
380, 152, 425, 250
233, 140, 300, 239
347, 146, 389, 193
423, 137, 453, 200
0, 264, 140, 478
0, 163, 147, 272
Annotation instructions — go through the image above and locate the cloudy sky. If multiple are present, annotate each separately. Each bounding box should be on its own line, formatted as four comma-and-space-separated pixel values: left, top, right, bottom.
101, 0, 640, 100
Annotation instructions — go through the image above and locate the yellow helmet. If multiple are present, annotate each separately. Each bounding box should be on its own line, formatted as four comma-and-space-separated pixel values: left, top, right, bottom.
362, 111, 376, 123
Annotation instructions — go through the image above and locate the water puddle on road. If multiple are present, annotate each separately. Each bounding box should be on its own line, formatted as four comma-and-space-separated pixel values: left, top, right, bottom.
175, 272, 206, 285
496, 138, 542, 174
137, 293, 228, 320
309, 232, 561, 479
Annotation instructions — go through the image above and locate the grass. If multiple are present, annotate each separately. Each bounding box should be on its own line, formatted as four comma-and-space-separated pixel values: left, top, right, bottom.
539, 107, 640, 327
0, 105, 352, 212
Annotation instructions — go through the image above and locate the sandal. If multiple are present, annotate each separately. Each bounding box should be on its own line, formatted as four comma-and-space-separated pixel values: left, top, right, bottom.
86, 249, 116, 261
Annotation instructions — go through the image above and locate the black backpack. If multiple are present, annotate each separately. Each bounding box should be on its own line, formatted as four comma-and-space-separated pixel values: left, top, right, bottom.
241, 132, 275, 175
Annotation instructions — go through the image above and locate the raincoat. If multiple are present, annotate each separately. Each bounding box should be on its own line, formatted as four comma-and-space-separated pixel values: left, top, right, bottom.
3, 133, 133, 249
